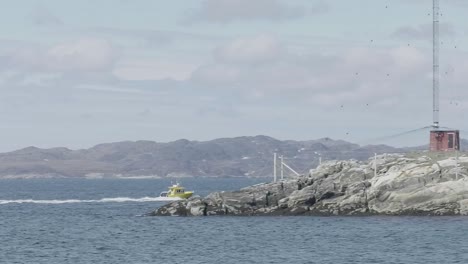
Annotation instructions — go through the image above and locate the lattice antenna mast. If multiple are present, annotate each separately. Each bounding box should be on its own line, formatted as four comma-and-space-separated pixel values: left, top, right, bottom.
433, 0, 440, 128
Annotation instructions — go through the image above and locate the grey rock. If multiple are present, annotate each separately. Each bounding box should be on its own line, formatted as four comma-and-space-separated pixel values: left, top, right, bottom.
152, 153, 468, 216
152, 200, 189, 216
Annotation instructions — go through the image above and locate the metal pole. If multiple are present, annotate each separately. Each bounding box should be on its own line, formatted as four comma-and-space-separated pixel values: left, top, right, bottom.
456, 150, 459, 180
374, 153, 377, 178
433, 0, 440, 128
282, 162, 301, 177
273, 153, 277, 183
280, 155, 284, 181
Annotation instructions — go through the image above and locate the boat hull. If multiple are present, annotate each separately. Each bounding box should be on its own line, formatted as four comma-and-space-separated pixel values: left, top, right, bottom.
168, 191, 193, 199
153, 197, 184, 202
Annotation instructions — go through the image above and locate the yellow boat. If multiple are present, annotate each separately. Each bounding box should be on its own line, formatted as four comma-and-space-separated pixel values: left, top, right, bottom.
158, 182, 193, 200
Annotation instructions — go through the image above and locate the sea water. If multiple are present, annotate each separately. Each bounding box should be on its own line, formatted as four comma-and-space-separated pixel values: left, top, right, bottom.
1, 178, 468, 264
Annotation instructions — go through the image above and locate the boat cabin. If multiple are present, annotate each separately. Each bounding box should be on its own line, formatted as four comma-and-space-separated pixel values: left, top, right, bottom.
158, 182, 193, 199
169, 185, 186, 195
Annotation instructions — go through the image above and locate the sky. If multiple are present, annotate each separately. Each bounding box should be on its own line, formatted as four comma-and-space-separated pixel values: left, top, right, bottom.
1, 0, 468, 151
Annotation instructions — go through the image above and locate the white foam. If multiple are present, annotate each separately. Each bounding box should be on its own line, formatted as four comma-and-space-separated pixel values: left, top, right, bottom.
0, 196, 182, 205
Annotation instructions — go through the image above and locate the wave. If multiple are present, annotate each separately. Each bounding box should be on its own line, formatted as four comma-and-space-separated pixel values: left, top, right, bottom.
0, 196, 177, 204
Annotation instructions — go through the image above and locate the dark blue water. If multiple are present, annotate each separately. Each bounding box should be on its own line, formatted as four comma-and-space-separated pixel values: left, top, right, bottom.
1, 178, 468, 264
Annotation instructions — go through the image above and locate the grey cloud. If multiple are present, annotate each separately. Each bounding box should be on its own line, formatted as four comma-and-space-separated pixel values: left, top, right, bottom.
197, 103, 241, 118
2, 40, 466, 151
392, 23, 456, 40
4, 38, 120, 73
191, 64, 241, 86
29, 6, 63, 26
88, 28, 183, 47
309, 1, 330, 15
80, 113, 94, 119
0, 71, 208, 150
137, 108, 152, 117
190, 43, 433, 107
214, 34, 284, 64
401, 0, 468, 7
81, 27, 225, 50
186, 0, 327, 23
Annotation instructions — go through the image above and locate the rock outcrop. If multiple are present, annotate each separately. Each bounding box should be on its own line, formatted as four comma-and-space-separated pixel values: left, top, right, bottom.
151, 153, 468, 216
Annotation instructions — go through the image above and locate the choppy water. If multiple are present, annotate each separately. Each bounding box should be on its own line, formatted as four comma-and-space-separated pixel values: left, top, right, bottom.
1, 178, 468, 264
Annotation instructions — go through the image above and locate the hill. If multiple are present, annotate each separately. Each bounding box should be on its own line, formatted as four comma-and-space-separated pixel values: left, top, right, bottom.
0, 136, 464, 178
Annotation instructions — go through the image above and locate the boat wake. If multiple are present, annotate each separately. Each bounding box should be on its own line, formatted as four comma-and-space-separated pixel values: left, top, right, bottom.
0, 196, 182, 205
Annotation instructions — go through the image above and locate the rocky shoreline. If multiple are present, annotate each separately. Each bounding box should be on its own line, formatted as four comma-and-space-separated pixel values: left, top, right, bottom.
151, 153, 468, 216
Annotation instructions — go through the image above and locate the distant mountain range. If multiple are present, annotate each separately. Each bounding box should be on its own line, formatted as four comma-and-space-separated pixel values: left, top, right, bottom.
0, 136, 466, 178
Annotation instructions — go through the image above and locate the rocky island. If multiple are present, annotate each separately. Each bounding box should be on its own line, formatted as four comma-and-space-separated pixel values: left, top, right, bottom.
151, 152, 468, 216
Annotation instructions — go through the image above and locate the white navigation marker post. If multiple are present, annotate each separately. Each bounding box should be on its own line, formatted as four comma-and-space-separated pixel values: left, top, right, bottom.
280, 155, 284, 181
374, 153, 377, 178
273, 153, 277, 183
314, 151, 322, 166
456, 150, 459, 180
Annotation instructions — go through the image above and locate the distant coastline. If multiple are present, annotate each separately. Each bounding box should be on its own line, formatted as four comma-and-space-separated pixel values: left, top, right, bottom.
0, 135, 463, 179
